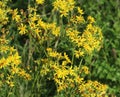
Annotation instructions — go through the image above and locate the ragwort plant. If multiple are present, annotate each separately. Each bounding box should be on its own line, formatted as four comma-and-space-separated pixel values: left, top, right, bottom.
0, 0, 109, 96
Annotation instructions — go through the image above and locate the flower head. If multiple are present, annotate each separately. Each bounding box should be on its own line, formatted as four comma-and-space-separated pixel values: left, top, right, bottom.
18, 23, 28, 35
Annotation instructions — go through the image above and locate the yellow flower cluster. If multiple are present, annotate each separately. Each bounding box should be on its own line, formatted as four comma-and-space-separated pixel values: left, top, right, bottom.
18, 23, 28, 35
0, 36, 31, 87
53, 65, 83, 92
46, 48, 62, 58
11, 8, 61, 40
70, 7, 85, 24
40, 59, 108, 96
82, 24, 103, 53
10, 8, 21, 22
37, 48, 108, 96
53, 0, 75, 17
87, 15, 95, 23
79, 80, 108, 97
67, 14, 103, 56
81, 66, 89, 74
0, 1, 10, 26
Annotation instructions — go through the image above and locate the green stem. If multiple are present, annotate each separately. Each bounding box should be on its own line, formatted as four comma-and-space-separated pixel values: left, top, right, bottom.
32, 70, 40, 90
71, 49, 75, 66
79, 58, 83, 68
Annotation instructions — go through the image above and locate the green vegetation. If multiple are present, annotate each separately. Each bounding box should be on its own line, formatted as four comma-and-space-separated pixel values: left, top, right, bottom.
0, 0, 120, 96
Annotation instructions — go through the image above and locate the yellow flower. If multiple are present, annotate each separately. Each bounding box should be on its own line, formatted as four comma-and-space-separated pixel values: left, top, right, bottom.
61, 61, 68, 67
11, 9, 21, 22
74, 50, 84, 58
66, 28, 79, 42
87, 16, 95, 23
76, 15, 85, 23
24, 73, 31, 80
74, 76, 84, 83
36, 0, 44, 5
28, 22, 36, 30
78, 80, 108, 96
0, 57, 7, 69
7, 52, 21, 66
55, 69, 68, 79
18, 69, 31, 80
37, 19, 47, 30
9, 82, 14, 87
46, 48, 52, 52
12, 52, 21, 65
6, 81, 14, 87
0, 1, 9, 25
53, 0, 75, 17
47, 48, 62, 58
63, 52, 71, 63
77, 7, 84, 15
30, 12, 38, 22
52, 26, 60, 37
57, 84, 65, 92
81, 66, 89, 74
40, 63, 50, 76
11, 67, 19, 75
0, 45, 9, 53
18, 23, 27, 35
49, 51, 59, 58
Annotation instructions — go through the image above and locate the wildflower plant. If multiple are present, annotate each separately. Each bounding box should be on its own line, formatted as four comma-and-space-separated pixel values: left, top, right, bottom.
0, 36, 31, 96
0, 0, 110, 96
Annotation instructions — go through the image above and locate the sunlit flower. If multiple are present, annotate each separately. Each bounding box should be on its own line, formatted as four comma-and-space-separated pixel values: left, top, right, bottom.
87, 16, 95, 23
81, 66, 89, 74
11, 9, 21, 22
76, 15, 85, 23
74, 50, 84, 58
77, 7, 84, 15
53, 0, 75, 17
18, 23, 28, 35
36, 0, 44, 5
6, 81, 14, 87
